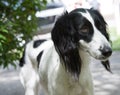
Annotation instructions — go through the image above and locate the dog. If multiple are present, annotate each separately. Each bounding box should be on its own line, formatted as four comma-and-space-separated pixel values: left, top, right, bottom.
19, 8, 112, 95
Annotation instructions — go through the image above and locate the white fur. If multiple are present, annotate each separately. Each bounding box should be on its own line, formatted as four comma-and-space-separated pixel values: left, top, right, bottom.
20, 10, 111, 95
20, 39, 94, 95
79, 11, 111, 60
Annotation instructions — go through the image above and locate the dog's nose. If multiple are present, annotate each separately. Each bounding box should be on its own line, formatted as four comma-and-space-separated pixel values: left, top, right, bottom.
100, 46, 112, 57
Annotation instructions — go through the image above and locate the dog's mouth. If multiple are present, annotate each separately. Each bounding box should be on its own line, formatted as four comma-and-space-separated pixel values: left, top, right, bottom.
94, 55, 109, 61
86, 50, 111, 61
101, 60, 112, 73
79, 45, 112, 72
79, 44, 112, 61
94, 50, 112, 61
88, 51, 112, 73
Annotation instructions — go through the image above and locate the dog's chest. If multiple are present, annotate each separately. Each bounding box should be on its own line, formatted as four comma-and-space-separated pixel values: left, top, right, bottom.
58, 85, 81, 95
48, 72, 91, 95
45, 65, 93, 95
54, 78, 82, 95
40, 47, 93, 95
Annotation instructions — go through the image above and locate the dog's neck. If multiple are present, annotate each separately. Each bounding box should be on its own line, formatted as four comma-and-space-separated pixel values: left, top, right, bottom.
55, 48, 94, 95
57, 48, 91, 80
79, 50, 91, 68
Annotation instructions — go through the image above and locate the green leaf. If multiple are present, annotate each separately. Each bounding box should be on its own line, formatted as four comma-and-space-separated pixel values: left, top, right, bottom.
0, 42, 3, 50
1, 28, 9, 33
0, 35, 7, 40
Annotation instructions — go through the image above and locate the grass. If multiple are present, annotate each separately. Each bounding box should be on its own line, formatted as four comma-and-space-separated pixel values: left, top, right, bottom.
108, 27, 120, 51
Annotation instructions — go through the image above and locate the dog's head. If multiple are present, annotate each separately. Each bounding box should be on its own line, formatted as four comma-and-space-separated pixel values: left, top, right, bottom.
51, 8, 112, 77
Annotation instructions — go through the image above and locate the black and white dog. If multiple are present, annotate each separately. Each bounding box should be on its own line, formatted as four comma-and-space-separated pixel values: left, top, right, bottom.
19, 8, 112, 95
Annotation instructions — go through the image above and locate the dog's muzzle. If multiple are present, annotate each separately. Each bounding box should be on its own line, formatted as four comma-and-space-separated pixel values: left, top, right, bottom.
99, 46, 112, 58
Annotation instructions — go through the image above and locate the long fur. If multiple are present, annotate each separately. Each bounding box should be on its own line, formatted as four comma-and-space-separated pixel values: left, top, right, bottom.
19, 8, 112, 95
52, 12, 82, 78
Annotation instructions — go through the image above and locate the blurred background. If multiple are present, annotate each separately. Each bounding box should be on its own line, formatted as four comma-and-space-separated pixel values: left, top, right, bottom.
0, 0, 120, 95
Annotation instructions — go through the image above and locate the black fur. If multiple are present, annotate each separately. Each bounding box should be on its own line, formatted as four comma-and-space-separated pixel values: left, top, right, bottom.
72, 8, 112, 72
51, 9, 94, 78
51, 12, 81, 77
51, 8, 112, 77
19, 48, 26, 67
33, 39, 46, 48
88, 9, 112, 71
101, 60, 112, 73
37, 51, 43, 67
88, 9, 109, 41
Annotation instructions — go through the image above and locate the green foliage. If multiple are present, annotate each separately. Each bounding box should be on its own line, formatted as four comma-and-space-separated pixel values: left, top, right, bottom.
0, 0, 47, 68
112, 37, 120, 50
109, 27, 120, 51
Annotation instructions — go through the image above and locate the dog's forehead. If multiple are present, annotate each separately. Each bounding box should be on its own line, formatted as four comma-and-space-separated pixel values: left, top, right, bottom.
79, 10, 95, 26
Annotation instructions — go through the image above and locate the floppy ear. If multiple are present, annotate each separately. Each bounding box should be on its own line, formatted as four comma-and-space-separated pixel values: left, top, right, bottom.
51, 13, 82, 78
101, 60, 112, 73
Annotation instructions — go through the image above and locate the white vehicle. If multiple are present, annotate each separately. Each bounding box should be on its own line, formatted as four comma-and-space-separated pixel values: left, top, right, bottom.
36, 2, 65, 34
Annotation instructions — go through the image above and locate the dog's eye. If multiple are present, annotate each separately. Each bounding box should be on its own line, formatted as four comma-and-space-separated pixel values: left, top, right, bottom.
80, 26, 89, 33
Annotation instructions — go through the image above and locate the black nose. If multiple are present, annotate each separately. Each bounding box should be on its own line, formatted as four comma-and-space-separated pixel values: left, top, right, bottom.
100, 46, 112, 57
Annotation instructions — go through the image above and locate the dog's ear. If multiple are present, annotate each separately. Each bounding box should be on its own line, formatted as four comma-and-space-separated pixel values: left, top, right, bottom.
51, 14, 82, 79
101, 60, 112, 73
